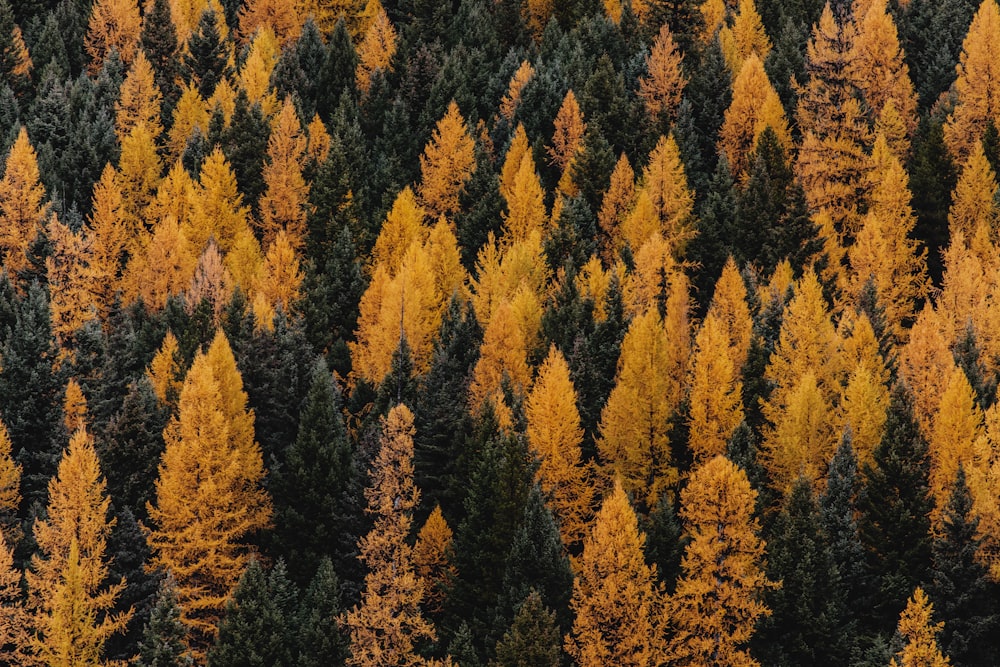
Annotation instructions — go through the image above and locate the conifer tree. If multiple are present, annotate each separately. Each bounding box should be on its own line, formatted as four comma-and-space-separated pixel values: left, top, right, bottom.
949, 141, 997, 248
890, 588, 951, 667
525, 346, 593, 548
138, 575, 193, 667
258, 99, 309, 246
355, 0, 397, 94
929, 366, 983, 529
669, 455, 774, 667
419, 101, 476, 220
28, 428, 131, 665
719, 0, 772, 76
598, 309, 677, 507
346, 404, 443, 666
0, 127, 48, 283
147, 331, 272, 658
296, 558, 349, 667
85, 0, 142, 73
943, 0, 1000, 163
0, 529, 28, 664
116, 50, 164, 143
493, 590, 561, 667
565, 481, 667, 666
718, 53, 791, 178
502, 152, 547, 244
141, 0, 182, 120
0, 419, 20, 543
688, 312, 745, 462
548, 90, 586, 194
183, 8, 231, 101
638, 24, 685, 131
236, 0, 302, 45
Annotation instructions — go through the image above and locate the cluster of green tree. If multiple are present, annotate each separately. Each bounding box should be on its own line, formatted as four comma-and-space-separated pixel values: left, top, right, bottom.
2, 0, 1000, 664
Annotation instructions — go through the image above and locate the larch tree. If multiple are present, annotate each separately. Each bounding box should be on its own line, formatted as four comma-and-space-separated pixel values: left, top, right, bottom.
255, 229, 304, 321
796, 4, 869, 268
668, 455, 774, 667
0, 127, 47, 284
500, 124, 532, 205
900, 305, 957, 436
688, 312, 744, 462
598, 309, 677, 508
468, 299, 532, 429
502, 151, 548, 244
929, 366, 983, 530
622, 134, 694, 256
189, 147, 252, 254
27, 429, 131, 666
943, 0, 1000, 164
236, 0, 303, 45
500, 60, 535, 122
238, 26, 280, 114
412, 505, 455, 616
706, 256, 753, 373
122, 215, 196, 311
147, 330, 184, 410
85, 0, 142, 73
846, 133, 929, 340
46, 215, 92, 344
598, 153, 635, 258
890, 588, 951, 667
838, 316, 890, 469
718, 0, 772, 76
116, 49, 164, 142
718, 53, 791, 177
371, 187, 428, 275
0, 530, 29, 664
639, 24, 685, 130
418, 101, 476, 220
147, 331, 272, 659
118, 121, 163, 236
564, 480, 667, 666
0, 420, 20, 541
948, 140, 997, 251
548, 90, 586, 195
525, 345, 594, 548
355, 0, 397, 93
258, 98, 310, 246
346, 404, 446, 667
83, 165, 128, 320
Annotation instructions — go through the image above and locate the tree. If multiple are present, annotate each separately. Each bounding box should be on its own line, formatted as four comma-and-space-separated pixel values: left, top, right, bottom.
346, 404, 443, 666
208, 559, 298, 667
147, 330, 272, 659
85, 0, 142, 73
718, 53, 791, 178
141, 0, 182, 120
548, 90, 586, 193
0, 530, 29, 664
564, 481, 667, 666
237, 0, 303, 45
469, 300, 532, 429
296, 558, 349, 666
0, 419, 20, 542
719, 0, 772, 76
0, 127, 48, 283
355, 0, 397, 94
929, 366, 983, 530
258, 98, 309, 246
598, 309, 677, 508
949, 141, 997, 249
418, 101, 476, 220
413, 505, 455, 616
500, 61, 535, 122
493, 590, 560, 667
501, 152, 547, 244
688, 312, 745, 462
890, 588, 951, 667
27, 429, 131, 665
183, 8, 231, 101
138, 575, 193, 667
847, 134, 929, 340
116, 50, 164, 143
929, 467, 998, 666
525, 346, 593, 548
83, 165, 128, 320
943, 0, 1000, 164
668, 455, 774, 667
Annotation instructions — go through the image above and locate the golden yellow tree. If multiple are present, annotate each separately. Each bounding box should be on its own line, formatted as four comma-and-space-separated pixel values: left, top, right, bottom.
147, 331, 272, 658
167, 83, 208, 159
971, 398, 1000, 578
638, 24, 685, 124
622, 134, 695, 256
346, 404, 442, 666
469, 299, 532, 427
169, 0, 228, 43
764, 372, 837, 491
668, 455, 774, 667
500, 61, 535, 122
900, 305, 957, 435
565, 480, 667, 666
186, 238, 233, 324
499, 124, 531, 204
949, 140, 998, 250
189, 147, 252, 253
943, 0, 1000, 163
599, 153, 635, 257
0, 128, 47, 283
419, 101, 476, 219
928, 366, 983, 529
719, 0, 772, 76
237, 0, 303, 45
890, 588, 951, 667
116, 49, 163, 142
371, 187, 427, 276
147, 330, 185, 409
118, 121, 163, 235
707, 257, 753, 373
122, 215, 197, 311
526, 346, 594, 548
598, 309, 677, 506
847, 133, 929, 340
718, 53, 791, 177
848, 0, 918, 142
838, 316, 890, 469
548, 90, 586, 194
255, 228, 303, 318
688, 313, 744, 462
0, 530, 30, 665
502, 151, 548, 244
355, 0, 397, 94
85, 0, 142, 72
258, 98, 309, 246
237, 26, 280, 114
83, 165, 128, 319
412, 505, 455, 616
27, 429, 130, 666
47, 215, 92, 343
0, 420, 21, 529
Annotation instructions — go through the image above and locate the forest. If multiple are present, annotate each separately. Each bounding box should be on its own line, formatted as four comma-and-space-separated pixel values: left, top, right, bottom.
0, 0, 997, 664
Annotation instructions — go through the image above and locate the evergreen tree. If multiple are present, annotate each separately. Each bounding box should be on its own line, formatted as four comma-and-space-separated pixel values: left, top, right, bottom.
140, 0, 181, 121
139, 575, 193, 667
208, 559, 298, 667
492, 589, 561, 667
183, 8, 230, 100
929, 466, 999, 666
296, 557, 349, 667
858, 382, 934, 636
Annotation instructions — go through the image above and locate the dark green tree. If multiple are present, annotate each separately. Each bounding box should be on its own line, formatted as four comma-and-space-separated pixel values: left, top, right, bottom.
220, 90, 268, 213
928, 466, 999, 666
296, 557, 349, 667
208, 559, 298, 667
315, 19, 358, 124
140, 0, 181, 121
139, 575, 193, 667
183, 8, 230, 100
271, 18, 326, 122
858, 382, 934, 636
492, 589, 562, 667
909, 114, 958, 284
